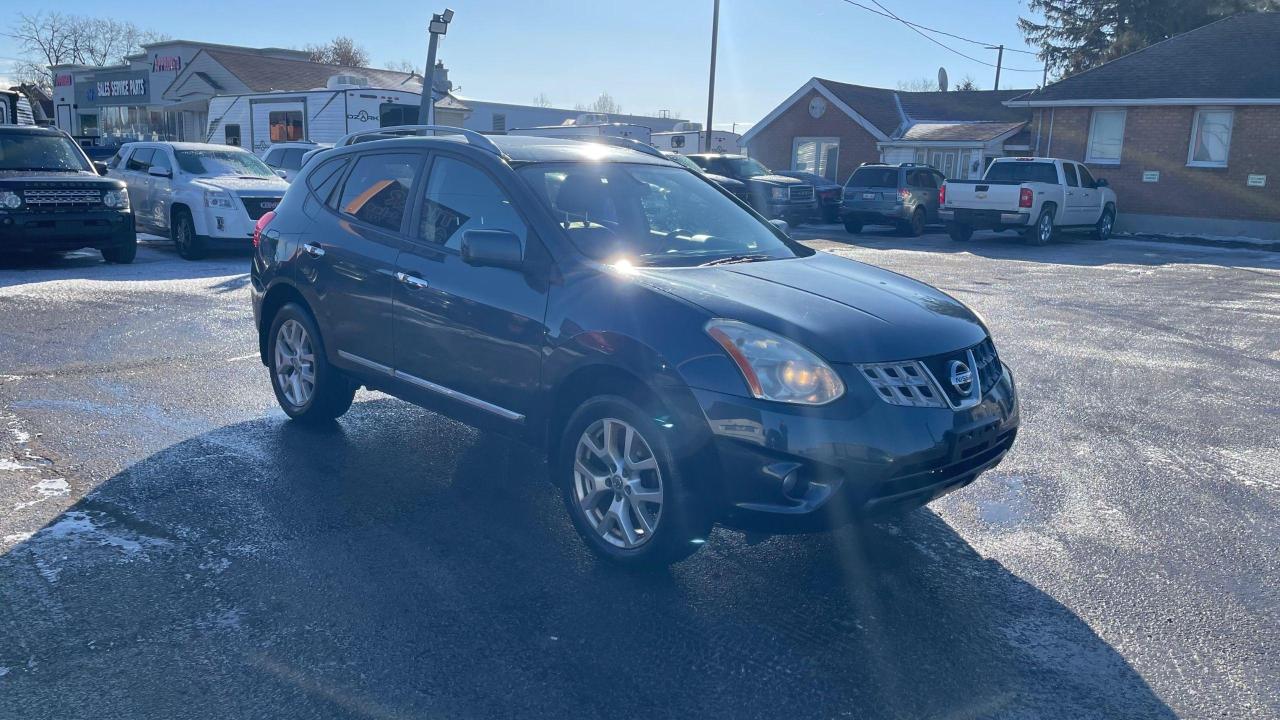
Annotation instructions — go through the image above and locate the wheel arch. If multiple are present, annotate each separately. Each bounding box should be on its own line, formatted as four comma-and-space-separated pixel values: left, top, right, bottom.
257, 282, 310, 365
170, 202, 198, 235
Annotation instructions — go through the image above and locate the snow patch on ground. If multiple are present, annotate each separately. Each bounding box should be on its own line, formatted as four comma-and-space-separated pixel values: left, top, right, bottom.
0, 458, 36, 471
24, 510, 172, 583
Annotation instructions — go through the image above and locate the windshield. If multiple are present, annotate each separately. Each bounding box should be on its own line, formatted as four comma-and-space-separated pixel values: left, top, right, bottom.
984, 161, 1059, 184
0, 133, 92, 172
519, 162, 805, 267
175, 149, 275, 178
848, 167, 899, 188
664, 153, 703, 174
690, 155, 771, 179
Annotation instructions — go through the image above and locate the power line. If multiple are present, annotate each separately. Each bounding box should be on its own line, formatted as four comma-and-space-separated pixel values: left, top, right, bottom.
839, 0, 1045, 72
838, 0, 1039, 55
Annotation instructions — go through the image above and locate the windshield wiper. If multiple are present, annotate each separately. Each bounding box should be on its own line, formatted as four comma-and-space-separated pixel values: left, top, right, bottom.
699, 253, 776, 267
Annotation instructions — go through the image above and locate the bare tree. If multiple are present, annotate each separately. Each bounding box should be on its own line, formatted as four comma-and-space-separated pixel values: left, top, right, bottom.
953, 75, 980, 92
896, 77, 939, 92
533, 92, 552, 108
384, 58, 418, 75
5, 11, 167, 91
586, 91, 621, 115
306, 36, 370, 67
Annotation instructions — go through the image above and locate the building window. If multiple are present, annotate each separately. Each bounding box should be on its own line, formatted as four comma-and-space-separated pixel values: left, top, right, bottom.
269, 110, 304, 142
224, 124, 241, 147
492, 113, 506, 133
1086, 109, 1126, 164
1188, 108, 1233, 167
672, 135, 685, 149
792, 137, 840, 181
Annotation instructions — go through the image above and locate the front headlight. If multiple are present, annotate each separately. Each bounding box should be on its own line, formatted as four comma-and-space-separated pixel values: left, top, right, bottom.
204, 189, 235, 208
102, 189, 130, 210
770, 187, 788, 201
0, 191, 22, 210
705, 319, 844, 405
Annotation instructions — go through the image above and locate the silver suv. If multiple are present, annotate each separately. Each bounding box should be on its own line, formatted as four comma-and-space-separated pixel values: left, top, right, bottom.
840, 163, 944, 237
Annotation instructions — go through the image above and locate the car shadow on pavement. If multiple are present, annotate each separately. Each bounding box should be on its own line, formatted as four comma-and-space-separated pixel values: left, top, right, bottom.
0, 244, 249, 289
0, 398, 1176, 719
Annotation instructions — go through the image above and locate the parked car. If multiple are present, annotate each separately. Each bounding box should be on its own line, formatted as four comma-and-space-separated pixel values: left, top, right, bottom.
0, 125, 136, 263
661, 150, 749, 202
684, 153, 818, 226
939, 157, 1118, 245
250, 129, 1019, 566
776, 170, 842, 223
262, 141, 331, 182
109, 141, 288, 259
840, 163, 945, 237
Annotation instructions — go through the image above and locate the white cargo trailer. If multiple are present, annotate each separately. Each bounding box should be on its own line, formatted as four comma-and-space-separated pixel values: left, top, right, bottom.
204, 76, 424, 155
650, 128, 741, 155
508, 122, 652, 143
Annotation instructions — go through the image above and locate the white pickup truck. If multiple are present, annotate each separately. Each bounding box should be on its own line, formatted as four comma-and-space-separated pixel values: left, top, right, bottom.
939, 157, 1117, 245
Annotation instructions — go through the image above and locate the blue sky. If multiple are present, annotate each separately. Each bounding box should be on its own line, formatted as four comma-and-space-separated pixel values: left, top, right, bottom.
1, 0, 1044, 130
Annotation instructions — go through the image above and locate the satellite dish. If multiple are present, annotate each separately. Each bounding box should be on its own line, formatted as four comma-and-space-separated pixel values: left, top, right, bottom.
938, 67, 949, 92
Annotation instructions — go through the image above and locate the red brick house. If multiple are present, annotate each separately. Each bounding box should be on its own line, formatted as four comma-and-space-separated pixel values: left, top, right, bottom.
740, 78, 1033, 184
1006, 13, 1280, 239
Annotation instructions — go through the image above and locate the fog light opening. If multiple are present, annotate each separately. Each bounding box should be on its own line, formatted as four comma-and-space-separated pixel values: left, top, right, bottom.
781, 469, 811, 500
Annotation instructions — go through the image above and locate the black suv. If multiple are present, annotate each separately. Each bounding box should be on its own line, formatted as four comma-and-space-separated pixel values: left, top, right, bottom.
685, 153, 818, 226
0, 125, 136, 263
251, 129, 1019, 565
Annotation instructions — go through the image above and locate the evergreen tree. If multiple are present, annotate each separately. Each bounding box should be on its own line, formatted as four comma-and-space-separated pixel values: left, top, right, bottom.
1020, 0, 1279, 77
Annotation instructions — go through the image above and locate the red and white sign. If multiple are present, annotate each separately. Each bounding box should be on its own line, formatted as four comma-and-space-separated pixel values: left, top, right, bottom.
152, 55, 181, 73
54, 74, 74, 87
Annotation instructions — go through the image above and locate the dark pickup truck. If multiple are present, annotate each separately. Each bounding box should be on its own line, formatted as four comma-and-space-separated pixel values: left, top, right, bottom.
0, 125, 136, 263
685, 153, 818, 225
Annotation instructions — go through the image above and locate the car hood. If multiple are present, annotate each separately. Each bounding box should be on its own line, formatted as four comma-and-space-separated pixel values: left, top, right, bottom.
0, 169, 118, 185
746, 174, 807, 187
193, 176, 288, 194
634, 251, 986, 363
703, 173, 744, 189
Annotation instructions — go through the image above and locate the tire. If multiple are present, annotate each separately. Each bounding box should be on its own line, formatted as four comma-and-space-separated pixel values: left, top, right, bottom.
101, 235, 138, 264
267, 302, 356, 424
558, 395, 712, 567
1024, 206, 1056, 246
822, 206, 839, 224
843, 219, 863, 234
947, 222, 973, 242
900, 208, 925, 237
1093, 205, 1115, 241
172, 207, 205, 260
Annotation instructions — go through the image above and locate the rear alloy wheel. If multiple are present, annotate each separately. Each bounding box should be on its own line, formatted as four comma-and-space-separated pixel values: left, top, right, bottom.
901, 208, 925, 237
1025, 206, 1055, 246
947, 222, 973, 242
1094, 206, 1115, 241
560, 396, 710, 566
172, 208, 205, 261
267, 303, 356, 424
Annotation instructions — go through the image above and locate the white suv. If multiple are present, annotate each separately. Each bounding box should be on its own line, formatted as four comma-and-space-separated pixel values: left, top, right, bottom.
109, 142, 288, 259
262, 141, 330, 182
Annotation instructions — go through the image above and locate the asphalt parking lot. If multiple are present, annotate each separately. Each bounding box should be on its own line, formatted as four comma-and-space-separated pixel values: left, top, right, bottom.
1, 229, 1277, 719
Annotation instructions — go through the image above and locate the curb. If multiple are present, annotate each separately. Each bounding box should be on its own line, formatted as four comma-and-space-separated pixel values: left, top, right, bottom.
1113, 233, 1280, 253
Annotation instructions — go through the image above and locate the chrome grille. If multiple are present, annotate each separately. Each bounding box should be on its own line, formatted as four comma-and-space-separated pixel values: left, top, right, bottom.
789, 185, 814, 202
859, 361, 946, 408
861, 338, 1004, 410
22, 188, 103, 208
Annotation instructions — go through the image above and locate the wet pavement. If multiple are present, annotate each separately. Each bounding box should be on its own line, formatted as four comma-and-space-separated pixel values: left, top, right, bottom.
1, 231, 1277, 718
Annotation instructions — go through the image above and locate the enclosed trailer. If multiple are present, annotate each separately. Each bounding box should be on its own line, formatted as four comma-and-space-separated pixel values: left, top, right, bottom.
508, 122, 652, 143
0, 90, 35, 126
204, 76, 424, 155
650, 124, 741, 155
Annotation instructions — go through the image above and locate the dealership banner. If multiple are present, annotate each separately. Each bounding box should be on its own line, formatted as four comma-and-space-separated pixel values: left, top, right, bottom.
75, 70, 150, 107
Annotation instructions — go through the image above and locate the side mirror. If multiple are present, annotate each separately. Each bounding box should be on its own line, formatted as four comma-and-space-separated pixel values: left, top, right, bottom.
1094, 178, 1109, 188
460, 229, 523, 270
276, 169, 289, 179
94, 161, 109, 176
148, 166, 171, 178
769, 219, 790, 235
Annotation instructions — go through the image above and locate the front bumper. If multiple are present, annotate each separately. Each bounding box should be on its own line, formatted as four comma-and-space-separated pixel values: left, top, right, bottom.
692, 362, 1019, 531
764, 200, 820, 221
0, 209, 135, 251
197, 197, 279, 245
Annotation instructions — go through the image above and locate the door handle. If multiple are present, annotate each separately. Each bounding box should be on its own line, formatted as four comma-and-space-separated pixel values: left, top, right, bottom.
302, 242, 325, 258
395, 271, 429, 289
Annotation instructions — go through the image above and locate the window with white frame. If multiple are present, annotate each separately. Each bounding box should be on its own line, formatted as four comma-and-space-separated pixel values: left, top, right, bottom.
1188, 108, 1234, 167
792, 137, 840, 181
1086, 109, 1126, 164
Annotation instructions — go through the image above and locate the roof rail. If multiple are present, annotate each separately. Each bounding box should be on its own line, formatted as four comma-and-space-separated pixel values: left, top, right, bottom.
578, 135, 668, 160
335, 124, 506, 159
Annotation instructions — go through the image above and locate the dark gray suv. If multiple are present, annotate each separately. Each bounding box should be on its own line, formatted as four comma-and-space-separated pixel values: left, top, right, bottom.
250, 128, 1018, 566
841, 163, 945, 237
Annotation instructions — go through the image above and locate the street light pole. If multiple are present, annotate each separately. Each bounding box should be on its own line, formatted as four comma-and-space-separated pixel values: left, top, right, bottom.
418, 9, 454, 126
703, 0, 720, 152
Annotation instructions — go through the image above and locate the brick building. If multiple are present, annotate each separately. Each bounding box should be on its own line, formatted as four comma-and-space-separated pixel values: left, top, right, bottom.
1006, 13, 1280, 239
740, 78, 1033, 184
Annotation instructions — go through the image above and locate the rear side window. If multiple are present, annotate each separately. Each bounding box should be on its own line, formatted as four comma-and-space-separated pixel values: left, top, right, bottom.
984, 161, 1059, 184
848, 167, 899, 188
308, 157, 349, 204
1063, 163, 1079, 187
910, 170, 937, 189
335, 153, 420, 232
419, 156, 526, 250
126, 148, 153, 172
1078, 164, 1096, 188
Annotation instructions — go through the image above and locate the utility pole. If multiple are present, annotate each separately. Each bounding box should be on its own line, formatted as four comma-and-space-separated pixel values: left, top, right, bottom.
1042, 60, 1049, 89
418, 9, 455, 126
704, 0, 720, 152
985, 44, 1004, 91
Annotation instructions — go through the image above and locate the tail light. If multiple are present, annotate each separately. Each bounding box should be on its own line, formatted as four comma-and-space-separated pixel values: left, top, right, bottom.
939, 183, 947, 206
1018, 188, 1034, 208
252, 210, 276, 248
897, 187, 911, 203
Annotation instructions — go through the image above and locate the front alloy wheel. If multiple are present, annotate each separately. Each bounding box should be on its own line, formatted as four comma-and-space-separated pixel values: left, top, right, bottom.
573, 418, 664, 549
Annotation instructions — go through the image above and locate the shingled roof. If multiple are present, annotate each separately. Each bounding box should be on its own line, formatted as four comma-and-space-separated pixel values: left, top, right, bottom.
1008, 13, 1280, 104
203, 48, 422, 93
